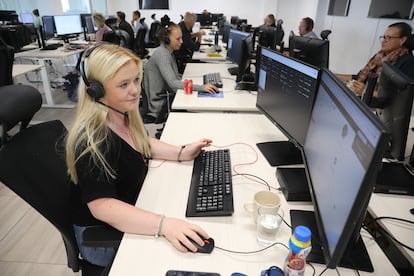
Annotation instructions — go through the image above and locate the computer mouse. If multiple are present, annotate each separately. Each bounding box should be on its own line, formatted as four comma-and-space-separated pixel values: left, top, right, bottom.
183, 236, 215, 254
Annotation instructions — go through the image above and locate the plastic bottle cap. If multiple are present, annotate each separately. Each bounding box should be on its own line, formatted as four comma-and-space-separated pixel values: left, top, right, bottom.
294, 225, 312, 242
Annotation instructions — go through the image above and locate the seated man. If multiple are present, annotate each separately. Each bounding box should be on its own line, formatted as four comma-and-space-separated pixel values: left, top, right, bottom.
174, 12, 205, 73
298, 17, 318, 39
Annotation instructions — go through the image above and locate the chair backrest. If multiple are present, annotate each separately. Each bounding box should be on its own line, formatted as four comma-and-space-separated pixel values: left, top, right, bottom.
148, 21, 161, 47
134, 28, 148, 58
320, 29, 332, 40
102, 29, 131, 49
0, 120, 81, 272
0, 37, 15, 86
0, 85, 42, 146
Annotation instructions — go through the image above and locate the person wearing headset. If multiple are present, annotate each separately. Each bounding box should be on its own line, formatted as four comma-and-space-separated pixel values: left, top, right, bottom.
298, 17, 318, 39
66, 43, 212, 267
143, 22, 218, 121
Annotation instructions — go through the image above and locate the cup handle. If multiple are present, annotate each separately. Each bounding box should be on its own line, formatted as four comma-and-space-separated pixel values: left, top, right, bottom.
244, 202, 254, 213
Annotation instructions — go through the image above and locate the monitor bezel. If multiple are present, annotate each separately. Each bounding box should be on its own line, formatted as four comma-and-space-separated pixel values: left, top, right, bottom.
226, 29, 249, 65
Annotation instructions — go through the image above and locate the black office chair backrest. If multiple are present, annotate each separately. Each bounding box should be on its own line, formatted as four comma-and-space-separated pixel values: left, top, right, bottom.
0, 37, 15, 86
0, 120, 82, 271
102, 29, 131, 49
0, 85, 42, 146
134, 28, 148, 58
320, 29, 332, 40
148, 21, 161, 47
105, 17, 118, 30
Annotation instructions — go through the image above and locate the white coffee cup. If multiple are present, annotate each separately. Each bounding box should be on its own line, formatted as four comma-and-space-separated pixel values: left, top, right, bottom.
244, 191, 281, 224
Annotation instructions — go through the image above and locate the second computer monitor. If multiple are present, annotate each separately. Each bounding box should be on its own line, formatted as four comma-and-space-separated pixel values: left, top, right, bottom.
289, 31, 329, 69
226, 29, 249, 75
53, 14, 82, 42
255, 47, 319, 166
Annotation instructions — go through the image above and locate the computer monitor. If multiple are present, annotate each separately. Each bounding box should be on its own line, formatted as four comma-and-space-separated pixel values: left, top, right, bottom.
80, 13, 97, 40
235, 33, 254, 83
221, 23, 233, 44
196, 13, 211, 27
289, 31, 330, 69
374, 61, 414, 161
53, 15, 82, 43
20, 12, 34, 24
291, 69, 390, 272
257, 24, 284, 50
42, 16, 55, 41
226, 29, 249, 76
255, 47, 320, 166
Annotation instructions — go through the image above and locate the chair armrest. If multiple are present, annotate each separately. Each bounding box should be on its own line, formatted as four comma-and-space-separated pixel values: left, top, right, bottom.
82, 225, 123, 248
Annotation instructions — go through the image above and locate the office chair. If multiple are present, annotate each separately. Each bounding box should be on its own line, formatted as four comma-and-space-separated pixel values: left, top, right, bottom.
104, 18, 118, 30
320, 29, 332, 40
133, 28, 149, 59
146, 21, 161, 48
0, 85, 42, 147
0, 37, 14, 86
0, 119, 123, 276
102, 29, 131, 49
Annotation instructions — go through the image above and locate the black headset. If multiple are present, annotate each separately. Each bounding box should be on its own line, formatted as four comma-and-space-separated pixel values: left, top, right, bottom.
163, 24, 172, 45
79, 43, 107, 100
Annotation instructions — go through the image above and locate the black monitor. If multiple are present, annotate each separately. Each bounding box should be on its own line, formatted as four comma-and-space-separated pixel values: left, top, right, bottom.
233, 33, 256, 91
256, 47, 320, 166
221, 23, 233, 44
196, 13, 211, 27
81, 13, 96, 40
289, 31, 330, 69
41, 16, 55, 41
20, 12, 34, 24
291, 69, 390, 272
226, 29, 249, 76
373, 61, 414, 161
53, 14, 82, 43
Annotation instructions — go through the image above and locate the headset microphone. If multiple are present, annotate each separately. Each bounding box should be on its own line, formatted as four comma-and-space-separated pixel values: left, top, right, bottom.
96, 100, 129, 118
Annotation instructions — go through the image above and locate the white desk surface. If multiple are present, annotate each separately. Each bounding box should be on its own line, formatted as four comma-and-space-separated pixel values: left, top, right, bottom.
172, 63, 257, 112
109, 112, 397, 276
14, 46, 84, 59
368, 193, 414, 265
12, 64, 43, 78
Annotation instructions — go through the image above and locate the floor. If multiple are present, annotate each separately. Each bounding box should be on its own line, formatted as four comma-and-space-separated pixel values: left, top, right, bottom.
0, 75, 160, 275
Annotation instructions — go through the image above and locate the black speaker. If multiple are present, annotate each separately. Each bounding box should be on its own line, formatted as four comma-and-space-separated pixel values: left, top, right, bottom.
79, 43, 106, 100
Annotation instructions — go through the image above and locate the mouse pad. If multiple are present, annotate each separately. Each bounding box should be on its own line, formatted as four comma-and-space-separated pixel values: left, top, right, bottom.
198, 91, 223, 98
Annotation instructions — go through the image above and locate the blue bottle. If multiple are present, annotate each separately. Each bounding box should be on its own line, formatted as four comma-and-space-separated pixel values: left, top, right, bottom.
284, 225, 312, 276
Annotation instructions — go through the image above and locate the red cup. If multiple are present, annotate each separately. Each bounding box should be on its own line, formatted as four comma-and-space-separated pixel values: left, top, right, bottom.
184, 79, 193, 94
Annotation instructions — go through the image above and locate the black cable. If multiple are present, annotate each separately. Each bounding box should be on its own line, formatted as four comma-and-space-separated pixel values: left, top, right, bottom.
232, 172, 271, 191
365, 216, 414, 227
215, 241, 289, 254
306, 261, 316, 276
318, 266, 328, 275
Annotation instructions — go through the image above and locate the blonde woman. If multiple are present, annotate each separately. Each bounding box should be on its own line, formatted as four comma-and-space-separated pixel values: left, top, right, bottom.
66, 44, 212, 267
92, 12, 111, 42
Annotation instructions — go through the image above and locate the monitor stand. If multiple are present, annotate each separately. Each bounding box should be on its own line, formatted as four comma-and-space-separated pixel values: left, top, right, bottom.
256, 141, 303, 166
373, 162, 414, 196
290, 210, 374, 272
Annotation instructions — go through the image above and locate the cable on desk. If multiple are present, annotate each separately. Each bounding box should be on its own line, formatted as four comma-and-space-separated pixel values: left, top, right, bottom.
232, 173, 274, 191
215, 241, 289, 254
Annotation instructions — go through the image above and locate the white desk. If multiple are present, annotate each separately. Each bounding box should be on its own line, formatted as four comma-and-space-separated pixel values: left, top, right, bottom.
109, 112, 398, 276
368, 193, 414, 265
12, 64, 53, 108
172, 63, 258, 112
14, 47, 84, 108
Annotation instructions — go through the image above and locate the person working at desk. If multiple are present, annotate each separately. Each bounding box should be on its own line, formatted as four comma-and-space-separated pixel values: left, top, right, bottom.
143, 22, 218, 121
298, 17, 318, 39
66, 43, 213, 267
337, 22, 414, 96
175, 12, 205, 73
93, 12, 112, 42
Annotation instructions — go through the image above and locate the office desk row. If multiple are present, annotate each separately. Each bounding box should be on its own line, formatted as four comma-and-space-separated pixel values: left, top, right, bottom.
109, 112, 398, 275
172, 63, 257, 112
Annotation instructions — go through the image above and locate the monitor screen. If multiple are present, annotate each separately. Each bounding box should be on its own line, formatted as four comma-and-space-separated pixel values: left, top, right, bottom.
20, 12, 34, 24
256, 47, 319, 148
293, 69, 390, 271
236, 34, 254, 83
42, 16, 55, 40
368, 0, 414, 19
221, 23, 233, 44
53, 15, 82, 36
289, 32, 330, 69
226, 29, 249, 68
82, 14, 97, 34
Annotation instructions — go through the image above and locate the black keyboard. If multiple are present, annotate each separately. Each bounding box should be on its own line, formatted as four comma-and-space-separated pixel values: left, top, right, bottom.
203, 72, 223, 88
186, 149, 234, 217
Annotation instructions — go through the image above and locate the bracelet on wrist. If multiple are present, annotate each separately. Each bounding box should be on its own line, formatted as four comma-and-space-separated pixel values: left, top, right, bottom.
177, 145, 186, 162
155, 215, 165, 238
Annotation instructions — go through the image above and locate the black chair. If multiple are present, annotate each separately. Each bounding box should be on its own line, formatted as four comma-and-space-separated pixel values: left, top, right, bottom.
104, 18, 118, 30
320, 29, 332, 40
146, 21, 161, 48
0, 37, 14, 86
0, 85, 42, 146
133, 28, 149, 59
102, 29, 131, 49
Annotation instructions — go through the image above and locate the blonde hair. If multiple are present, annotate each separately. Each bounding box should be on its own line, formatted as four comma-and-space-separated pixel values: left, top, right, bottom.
93, 12, 106, 28
66, 44, 151, 184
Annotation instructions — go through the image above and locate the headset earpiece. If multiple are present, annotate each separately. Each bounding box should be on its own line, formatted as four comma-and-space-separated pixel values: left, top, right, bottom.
164, 24, 171, 45
79, 43, 107, 100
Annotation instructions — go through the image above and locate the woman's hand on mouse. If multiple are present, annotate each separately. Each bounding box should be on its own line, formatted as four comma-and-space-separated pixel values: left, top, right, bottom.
178, 138, 212, 161
202, 84, 218, 93
160, 217, 209, 253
